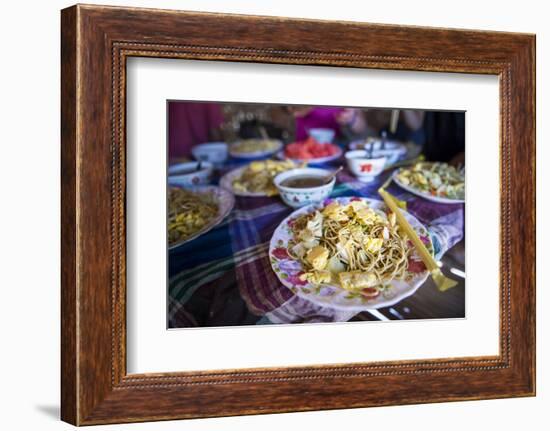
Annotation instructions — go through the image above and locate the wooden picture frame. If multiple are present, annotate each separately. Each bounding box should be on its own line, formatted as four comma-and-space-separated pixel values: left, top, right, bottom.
61, 4, 535, 425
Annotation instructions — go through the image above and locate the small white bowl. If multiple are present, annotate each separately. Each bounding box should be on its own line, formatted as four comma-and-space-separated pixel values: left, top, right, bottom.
274, 168, 335, 208
168, 161, 213, 187
308, 128, 335, 144
191, 142, 228, 166
345, 150, 387, 183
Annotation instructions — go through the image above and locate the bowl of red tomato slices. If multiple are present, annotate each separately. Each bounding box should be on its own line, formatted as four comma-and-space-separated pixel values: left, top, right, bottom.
278, 137, 343, 165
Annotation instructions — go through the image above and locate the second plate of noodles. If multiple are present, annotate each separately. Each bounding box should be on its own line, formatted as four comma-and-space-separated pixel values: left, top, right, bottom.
168, 186, 235, 250
393, 162, 465, 204
220, 160, 298, 197
269, 197, 433, 310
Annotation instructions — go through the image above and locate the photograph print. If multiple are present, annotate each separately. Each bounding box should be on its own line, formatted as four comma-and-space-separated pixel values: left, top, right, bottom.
167, 101, 465, 328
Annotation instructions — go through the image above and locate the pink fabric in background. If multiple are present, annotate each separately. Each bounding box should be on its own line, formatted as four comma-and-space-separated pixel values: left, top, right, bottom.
295, 107, 344, 140
168, 102, 224, 160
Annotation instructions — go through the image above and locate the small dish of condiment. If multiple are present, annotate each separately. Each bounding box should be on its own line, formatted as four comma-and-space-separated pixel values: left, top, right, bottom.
345, 150, 387, 183
274, 167, 336, 208
279, 175, 327, 188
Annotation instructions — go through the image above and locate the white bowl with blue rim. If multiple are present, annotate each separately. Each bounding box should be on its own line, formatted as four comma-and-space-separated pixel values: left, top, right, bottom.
191, 142, 228, 166
308, 128, 335, 144
168, 161, 214, 187
274, 167, 335, 208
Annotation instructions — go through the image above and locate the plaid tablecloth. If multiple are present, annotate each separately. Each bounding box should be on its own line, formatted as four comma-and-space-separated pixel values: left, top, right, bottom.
168, 168, 464, 327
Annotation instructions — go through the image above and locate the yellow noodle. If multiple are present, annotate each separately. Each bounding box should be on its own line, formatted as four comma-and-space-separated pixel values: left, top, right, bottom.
232, 160, 297, 195
168, 188, 218, 245
288, 201, 411, 289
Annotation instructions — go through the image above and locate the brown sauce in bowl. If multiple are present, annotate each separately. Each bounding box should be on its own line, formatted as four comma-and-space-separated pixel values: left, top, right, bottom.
280, 175, 325, 188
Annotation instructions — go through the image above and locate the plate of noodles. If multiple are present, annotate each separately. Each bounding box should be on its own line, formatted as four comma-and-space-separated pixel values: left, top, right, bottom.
220, 159, 298, 197
229, 139, 283, 159
393, 162, 465, 204
269, 197, 433, 310
168, 186, 235, 250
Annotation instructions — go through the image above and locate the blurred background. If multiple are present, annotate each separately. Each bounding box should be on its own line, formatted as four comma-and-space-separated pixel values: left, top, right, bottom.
168, 101, 465, 166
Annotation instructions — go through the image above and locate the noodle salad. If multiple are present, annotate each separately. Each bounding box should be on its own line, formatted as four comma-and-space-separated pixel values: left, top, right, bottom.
226, 160, 298, 196
168, 188, 218, 245
168, 186, 234, 248
395, 162, 464, 201
269, 197, 432, 309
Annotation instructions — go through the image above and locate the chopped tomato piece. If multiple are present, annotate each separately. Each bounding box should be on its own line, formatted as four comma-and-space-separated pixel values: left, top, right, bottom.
361, 287, 380, 298
284, 137, 339, 160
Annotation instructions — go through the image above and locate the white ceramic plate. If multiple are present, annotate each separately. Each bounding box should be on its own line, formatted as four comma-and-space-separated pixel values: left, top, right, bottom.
349, 139, 407, 166
168, 185, 235, 250
229, 139, 283, 160
269, 197, 432, 311
392, 168, 465, 204
219, 166, 273, 197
